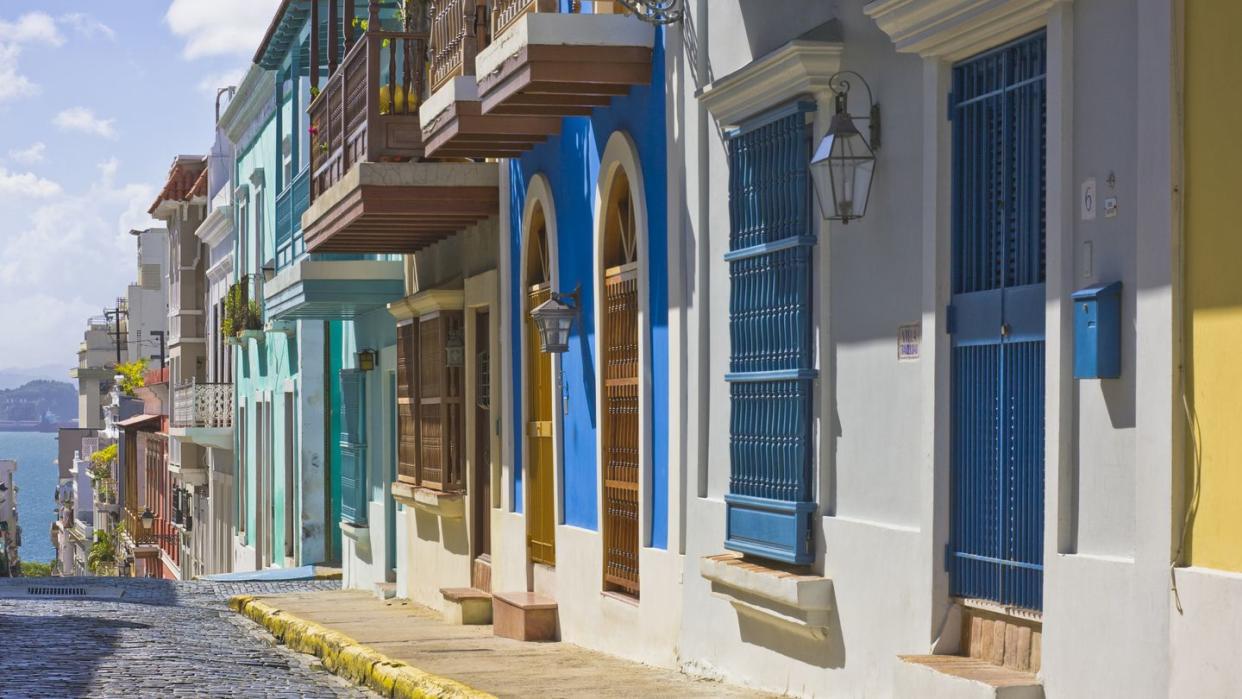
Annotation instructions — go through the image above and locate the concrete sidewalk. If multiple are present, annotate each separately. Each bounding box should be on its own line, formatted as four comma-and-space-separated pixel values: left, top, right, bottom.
232, 589, 770, 699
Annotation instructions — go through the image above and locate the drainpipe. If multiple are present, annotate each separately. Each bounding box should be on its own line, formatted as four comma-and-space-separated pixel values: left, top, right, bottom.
694, 0, 709, 499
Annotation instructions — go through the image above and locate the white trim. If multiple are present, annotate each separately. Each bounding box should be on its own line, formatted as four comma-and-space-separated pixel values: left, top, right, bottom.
592, 131, 654, 555
475, 13, 654, 82
697, 39, 843, 128
864, 0, 1070, 60
518, 173, 561, 561
197, 204, 235, 248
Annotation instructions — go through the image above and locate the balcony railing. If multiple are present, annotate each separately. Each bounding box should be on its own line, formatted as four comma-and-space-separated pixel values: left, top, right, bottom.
430, 0, 486, 94
491, 0, 622, 37
307, 27, 429, 203
125, 507, 180, 566
173, 381, 234, 429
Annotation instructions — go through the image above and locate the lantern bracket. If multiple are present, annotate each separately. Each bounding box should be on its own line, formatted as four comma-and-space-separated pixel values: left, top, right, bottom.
827, 71, 881, 151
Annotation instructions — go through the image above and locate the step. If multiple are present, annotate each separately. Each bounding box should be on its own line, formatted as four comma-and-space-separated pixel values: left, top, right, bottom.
895, 655, 1043, 699
440, 586, 493, 625
492, 591, 558, 642
374, 582, 396, 601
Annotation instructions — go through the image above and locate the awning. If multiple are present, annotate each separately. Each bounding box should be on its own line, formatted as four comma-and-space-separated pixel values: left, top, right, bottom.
117, 414, 162, 430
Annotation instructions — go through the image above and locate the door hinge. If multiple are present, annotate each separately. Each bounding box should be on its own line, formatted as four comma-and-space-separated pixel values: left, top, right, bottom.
946, 304, 957, 335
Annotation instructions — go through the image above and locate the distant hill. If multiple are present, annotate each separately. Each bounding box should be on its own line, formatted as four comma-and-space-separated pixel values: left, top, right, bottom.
0, 380, 78, 425
0, 365, 66, 390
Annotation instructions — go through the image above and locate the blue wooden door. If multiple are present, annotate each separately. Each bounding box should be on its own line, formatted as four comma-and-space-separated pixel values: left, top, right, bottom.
948, 32, 1047, 611
339, 369, 368, 525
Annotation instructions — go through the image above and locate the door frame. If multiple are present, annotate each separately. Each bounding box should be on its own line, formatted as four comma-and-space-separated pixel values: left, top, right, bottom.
917, 8, 1074, 627
519, 174, 562, 567
465, 270, 499, 574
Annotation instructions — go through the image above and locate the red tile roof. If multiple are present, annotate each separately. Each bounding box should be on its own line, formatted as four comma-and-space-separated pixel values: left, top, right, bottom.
148, 156, 207, 215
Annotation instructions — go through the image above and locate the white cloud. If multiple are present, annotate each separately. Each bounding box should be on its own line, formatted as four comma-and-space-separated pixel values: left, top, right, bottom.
0, 44, 36, 103
0, 12, 64, 46
165, 0, 282, 59
59, 13, 116, 41
196, 68, 246, 96
54, 107, 118, 140
0, 159, 157, 369
8, 142, 45, 164
0, 167, 60, 197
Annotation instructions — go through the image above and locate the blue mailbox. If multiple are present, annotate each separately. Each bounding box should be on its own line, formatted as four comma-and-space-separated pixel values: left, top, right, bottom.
1072, 281, 1122, 379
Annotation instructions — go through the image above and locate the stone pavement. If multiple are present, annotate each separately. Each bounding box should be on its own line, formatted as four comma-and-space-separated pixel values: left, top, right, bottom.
0, 577, 371, 699
236, 589, 771, 699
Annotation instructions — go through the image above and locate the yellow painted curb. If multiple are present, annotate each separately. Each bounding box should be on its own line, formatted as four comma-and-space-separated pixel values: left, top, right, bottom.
229, 594, 494, 699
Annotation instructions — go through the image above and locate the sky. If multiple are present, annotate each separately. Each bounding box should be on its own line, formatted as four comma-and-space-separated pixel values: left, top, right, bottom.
0, 0, 281, 377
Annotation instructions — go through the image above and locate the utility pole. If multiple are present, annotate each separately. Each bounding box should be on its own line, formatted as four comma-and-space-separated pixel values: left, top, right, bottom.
104, 305, 129, 364
150, 330, 166, 371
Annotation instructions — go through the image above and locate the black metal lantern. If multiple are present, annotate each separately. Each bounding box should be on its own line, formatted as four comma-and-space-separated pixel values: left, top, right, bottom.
357, 349, 377, 372
140, 508, 155, 531
811, 72, 880, 223
529, 286, 581, 354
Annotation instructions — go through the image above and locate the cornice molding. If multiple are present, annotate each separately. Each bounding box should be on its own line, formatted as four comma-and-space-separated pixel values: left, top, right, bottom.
196, 205, 234, 248
219, 64, 276, 144
864, 0, 1067, 60
387, 288, 465, 323
697, 39, 843, 128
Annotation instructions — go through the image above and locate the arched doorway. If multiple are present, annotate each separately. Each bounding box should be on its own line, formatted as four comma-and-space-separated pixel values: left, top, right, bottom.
601, 170, 640, 597
525, 204, 556, 566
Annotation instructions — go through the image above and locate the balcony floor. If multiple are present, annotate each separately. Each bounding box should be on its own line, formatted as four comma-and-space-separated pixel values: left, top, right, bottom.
302, 161, 499, 255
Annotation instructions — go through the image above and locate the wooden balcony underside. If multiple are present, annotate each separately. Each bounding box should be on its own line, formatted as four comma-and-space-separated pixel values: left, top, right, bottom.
478, 44, 652, 117
305, 184, 498, 254
423, 98, 561, 158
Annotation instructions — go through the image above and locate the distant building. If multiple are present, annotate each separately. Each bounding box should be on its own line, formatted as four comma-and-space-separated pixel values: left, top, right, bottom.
0, 459, 19, 576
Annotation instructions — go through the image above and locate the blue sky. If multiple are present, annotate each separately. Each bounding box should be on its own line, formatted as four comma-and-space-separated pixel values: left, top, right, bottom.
0, 0, 280, 375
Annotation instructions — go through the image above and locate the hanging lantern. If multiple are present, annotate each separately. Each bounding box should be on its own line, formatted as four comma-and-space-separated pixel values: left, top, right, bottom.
357, 349, 377, 372
530, 286, 581, 354
140, 508, 155, 531
811, 72, 880, 224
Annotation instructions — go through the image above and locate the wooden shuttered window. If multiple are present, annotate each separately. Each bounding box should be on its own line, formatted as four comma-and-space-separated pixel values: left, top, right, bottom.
723, 101, 818, 566
396, 311, 466, 491
603, 264, 640, 596
339, 370, 367, 525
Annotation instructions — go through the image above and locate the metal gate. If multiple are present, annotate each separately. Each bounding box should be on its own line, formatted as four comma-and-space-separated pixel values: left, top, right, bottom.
948, 31, 1047, 612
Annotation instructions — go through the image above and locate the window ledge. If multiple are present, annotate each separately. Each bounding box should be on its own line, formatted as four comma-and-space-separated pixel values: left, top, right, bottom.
340, 519, 370, 542
699, 552, 835, 640
391, 480, 465, 519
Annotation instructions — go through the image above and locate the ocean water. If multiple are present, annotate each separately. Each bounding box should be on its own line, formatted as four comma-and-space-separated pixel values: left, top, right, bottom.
0, 431, 59, 564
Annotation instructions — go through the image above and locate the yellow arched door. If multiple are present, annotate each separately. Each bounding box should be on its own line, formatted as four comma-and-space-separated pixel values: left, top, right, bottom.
526, 212, 556, 566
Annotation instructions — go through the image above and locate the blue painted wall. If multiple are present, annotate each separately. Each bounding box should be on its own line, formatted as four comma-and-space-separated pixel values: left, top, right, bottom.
508, 27, 669, 548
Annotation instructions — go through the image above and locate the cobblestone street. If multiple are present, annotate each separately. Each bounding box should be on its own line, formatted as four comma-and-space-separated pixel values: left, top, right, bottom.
0, 578, 371, 699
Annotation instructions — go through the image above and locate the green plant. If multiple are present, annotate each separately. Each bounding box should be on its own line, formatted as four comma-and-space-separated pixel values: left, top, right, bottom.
115, 359, 147, 396
90, 443, 117, 470
224, 282, 264, 336
87, 528, 118, 575
309, 85, 321, 99
18, 560, 52, 577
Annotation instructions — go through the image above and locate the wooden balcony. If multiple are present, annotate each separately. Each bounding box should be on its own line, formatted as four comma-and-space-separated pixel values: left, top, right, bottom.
307, 27, 428, 204
421, 0, 561, 158
302, 2, 504, 254
475, 1, 654, 119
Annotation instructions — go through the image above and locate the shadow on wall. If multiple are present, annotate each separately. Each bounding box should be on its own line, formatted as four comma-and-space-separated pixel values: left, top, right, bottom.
414, 508, 468, 556
713, 582, 846, 669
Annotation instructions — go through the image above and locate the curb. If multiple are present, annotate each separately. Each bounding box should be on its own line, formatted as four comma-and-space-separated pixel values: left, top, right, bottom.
229, 595, 495, 699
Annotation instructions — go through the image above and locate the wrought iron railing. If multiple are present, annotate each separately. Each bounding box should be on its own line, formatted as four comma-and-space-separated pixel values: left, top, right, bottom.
172, 381, 234, 429
125, 507, 180, 566
307, 28, 428, 203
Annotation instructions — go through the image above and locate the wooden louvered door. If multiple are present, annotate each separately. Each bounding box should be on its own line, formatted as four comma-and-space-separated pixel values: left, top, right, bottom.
397, 321, 421, 484
526, 283, 556, 565
603, 264, 639, 596
419, 312, 465, 491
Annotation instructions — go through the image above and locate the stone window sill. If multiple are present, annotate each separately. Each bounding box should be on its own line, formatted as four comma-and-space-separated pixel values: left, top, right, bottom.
391, 480, 465, 519
699, 552, 835, 640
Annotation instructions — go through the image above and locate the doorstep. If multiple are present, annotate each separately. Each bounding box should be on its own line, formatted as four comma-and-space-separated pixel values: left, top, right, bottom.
895, 655, 1043, 699
230, 590, 764, 698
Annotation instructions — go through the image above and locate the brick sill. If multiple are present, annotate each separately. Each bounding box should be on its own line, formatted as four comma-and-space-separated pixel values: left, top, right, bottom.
391, 481, 465, 519
700, 552, 834, 640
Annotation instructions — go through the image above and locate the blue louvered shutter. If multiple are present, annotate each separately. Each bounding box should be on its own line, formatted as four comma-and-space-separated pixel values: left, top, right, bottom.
723, 100, 818, 565
339, 369, 368, 525
948, 31, 1046, 611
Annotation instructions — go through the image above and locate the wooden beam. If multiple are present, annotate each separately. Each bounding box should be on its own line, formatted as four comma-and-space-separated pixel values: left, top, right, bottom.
329, 0, 340, 75
310, 0, 321, 90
